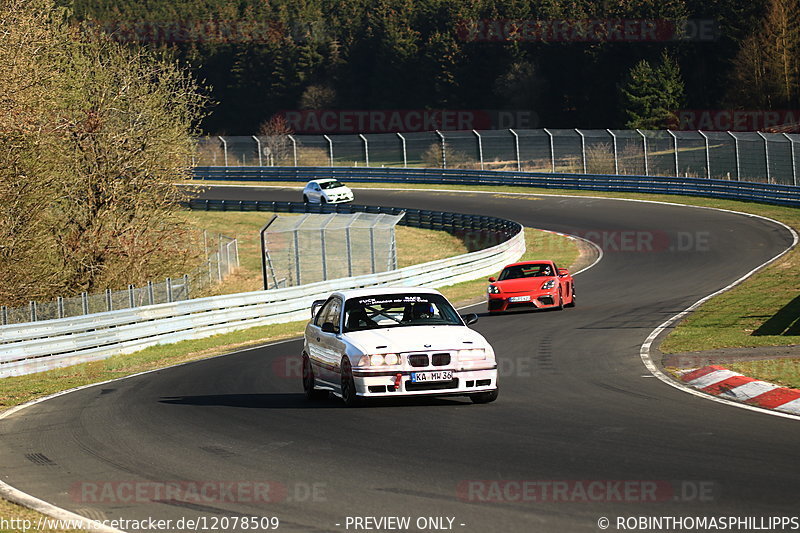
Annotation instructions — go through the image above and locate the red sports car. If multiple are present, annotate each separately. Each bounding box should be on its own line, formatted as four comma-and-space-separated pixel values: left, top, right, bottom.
487, 260, 575, 312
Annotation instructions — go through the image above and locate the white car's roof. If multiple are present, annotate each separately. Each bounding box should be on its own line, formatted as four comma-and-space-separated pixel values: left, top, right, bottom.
307, 178, 339, 184
337, 286, 443, 300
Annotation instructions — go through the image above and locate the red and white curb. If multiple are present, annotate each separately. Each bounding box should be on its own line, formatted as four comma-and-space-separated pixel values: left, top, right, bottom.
678, 365, 800, 415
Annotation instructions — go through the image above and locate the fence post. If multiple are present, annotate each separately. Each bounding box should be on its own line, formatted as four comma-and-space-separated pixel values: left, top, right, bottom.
320, 215, 333, 281
369, 226, 377, 273
728, 131, 740, 181
543, 128, 555, 172
105, 289, 112, 312
668, 130, 679, 176
345, 225, 353, 277
509, 129, 521, 171
82, 292, 89, 315
57, 296, 64, 319
252, 135, 263, 166
166, 277, 173, 303
288, 135, 298, 166
29, 301, 36, 322
636, 129, 648, 176
473, 129, 484, 170
218, 136, 228, 167
783, 133, 797, 186
436, 130, 446, 169
293, 231, 301, 285
147, 281, 154, 305
359, 134, 369, 167
1, 305, 6, 326
576, 129, 587, 174
183, 274, 190, 299
397, 133, 407, 168
128, 284, 135, 308
217, 234, 224, 280
323, 134, 334, 166
606, 129, 618, 174
698, 131, 711, 178
757, 132, 771, 183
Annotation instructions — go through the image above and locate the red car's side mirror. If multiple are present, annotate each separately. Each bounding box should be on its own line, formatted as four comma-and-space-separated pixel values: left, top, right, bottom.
558, 269, 569, 277
488, 277, 497, 282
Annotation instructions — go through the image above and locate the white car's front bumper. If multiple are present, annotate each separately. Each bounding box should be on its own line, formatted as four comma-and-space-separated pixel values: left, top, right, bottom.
351, 366, 497, 397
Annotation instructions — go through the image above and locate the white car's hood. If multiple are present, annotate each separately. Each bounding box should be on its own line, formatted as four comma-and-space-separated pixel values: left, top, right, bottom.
345, 325, 488, 353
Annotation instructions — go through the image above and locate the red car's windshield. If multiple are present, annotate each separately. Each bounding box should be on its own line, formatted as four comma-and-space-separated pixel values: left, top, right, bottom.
498, 264, 553, 280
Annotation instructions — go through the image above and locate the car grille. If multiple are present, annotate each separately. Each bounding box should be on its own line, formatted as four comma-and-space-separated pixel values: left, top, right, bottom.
407, 352, 451, 367
405, 378, 460, 391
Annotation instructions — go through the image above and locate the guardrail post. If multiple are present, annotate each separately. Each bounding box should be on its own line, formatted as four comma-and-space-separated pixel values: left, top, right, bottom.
105, 289, 112, 311
128, 284, 135, 308
757, 132, 771, 183
698, 131, 711, 178
606, 129, 619, 174
435, 130, 446, 168
636, 129, 648, 176
544, 128, 555, 173
166, 277, 173, 303
57, 296, 64, 319
397, 133, 407, 168
1, 305, 6, 326
473, 129, 484, 170
509, 129, 521, 171
728, 131, 740, 181
218, 136, 228, 167
323, 134, 334, 166
82, 292, 88, 314
668, 130, 679, 176
359, 134, 369, 167
252, 135, 263, 166
784, 133, 797, 186
576, 129, 587, 174
147, 281, 154, 305
288, 135, 298, 166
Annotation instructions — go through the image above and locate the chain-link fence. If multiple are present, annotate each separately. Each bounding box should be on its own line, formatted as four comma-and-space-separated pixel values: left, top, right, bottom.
1, 232, 239, 326
260, 212, 403, 289
195, 129, 800, 185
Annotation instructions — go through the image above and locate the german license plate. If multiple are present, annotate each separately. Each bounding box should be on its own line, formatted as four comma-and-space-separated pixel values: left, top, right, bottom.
410, 370, 453, 382
508, 295, 531, 302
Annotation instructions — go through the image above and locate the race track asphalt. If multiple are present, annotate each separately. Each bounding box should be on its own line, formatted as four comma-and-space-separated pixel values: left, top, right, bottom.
1, 187, 798, 533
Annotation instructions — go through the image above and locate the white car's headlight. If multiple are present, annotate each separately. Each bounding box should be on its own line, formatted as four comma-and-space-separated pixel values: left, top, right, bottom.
487, 284, 500, 294
357, 353, 401, 367
457, 348, 487, 361
541, 279, 556, 290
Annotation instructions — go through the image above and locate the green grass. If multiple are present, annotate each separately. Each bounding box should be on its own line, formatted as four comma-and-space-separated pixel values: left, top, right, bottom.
726, 359, 800, 389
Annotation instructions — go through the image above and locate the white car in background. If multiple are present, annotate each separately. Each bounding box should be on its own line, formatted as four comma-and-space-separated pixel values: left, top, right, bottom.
302, 178, 354, 204
302, 287, 499, 406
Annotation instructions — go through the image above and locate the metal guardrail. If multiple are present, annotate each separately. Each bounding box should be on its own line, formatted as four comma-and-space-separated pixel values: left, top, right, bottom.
0, 202, 523, 377
193, 166, 800, 208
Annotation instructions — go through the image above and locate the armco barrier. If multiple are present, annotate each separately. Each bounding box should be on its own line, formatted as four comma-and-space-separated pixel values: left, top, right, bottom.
193, 166, 800, 208
0, 203, 524, 377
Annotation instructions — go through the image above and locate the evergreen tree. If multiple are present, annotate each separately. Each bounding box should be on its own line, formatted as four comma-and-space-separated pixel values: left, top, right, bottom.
621, 52, 685, 129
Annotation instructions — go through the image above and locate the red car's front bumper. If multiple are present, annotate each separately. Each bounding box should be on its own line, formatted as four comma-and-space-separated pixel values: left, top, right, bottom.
487, 291, 560, 312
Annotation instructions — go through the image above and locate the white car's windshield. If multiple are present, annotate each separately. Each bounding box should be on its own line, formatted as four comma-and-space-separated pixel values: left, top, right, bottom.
319, 180, 345, 190
343, 293, 462, 332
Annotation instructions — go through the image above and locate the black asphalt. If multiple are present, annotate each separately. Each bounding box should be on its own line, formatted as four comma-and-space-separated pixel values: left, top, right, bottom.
1, 187, 798, 532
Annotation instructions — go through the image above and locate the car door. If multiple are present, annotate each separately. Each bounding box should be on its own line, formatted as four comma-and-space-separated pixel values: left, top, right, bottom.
310, 182, 322, 202
309, 296, 345, 384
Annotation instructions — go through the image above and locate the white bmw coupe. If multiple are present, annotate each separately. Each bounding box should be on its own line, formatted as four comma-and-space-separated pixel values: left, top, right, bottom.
302, 287, 498, 406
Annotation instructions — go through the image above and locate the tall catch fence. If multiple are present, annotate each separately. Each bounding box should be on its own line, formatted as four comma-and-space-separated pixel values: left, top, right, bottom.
195, 129, 800, 185
260, 212, 404, 289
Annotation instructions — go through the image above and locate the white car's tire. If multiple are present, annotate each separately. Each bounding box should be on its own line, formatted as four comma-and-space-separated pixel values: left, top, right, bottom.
340, 358, 361, 407
303, 354, 327, 401
470, 388, 499, 404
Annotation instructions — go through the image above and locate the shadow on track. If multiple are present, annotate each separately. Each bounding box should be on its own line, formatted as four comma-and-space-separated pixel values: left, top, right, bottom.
159, 392, 473, 409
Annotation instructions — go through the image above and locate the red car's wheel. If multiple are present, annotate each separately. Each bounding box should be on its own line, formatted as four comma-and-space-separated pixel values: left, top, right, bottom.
566, 284, 576, 307
556, 288, 564, 310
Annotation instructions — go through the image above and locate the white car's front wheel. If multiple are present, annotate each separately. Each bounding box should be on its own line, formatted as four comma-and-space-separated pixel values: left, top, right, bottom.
340, 358, 360, 407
